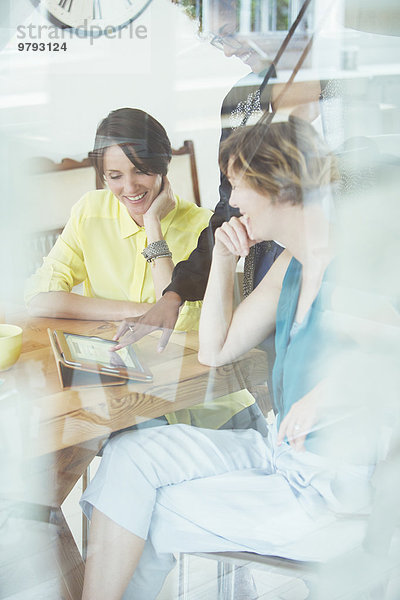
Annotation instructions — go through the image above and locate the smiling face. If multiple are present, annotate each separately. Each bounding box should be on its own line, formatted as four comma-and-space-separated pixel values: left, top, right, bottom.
221, 120, 339, 250
103, 145, 162, 226
227, 163, 297, 244
208, 5, 272, 74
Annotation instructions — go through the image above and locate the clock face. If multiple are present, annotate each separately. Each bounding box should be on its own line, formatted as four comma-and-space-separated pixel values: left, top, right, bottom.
32, 0, 152, 33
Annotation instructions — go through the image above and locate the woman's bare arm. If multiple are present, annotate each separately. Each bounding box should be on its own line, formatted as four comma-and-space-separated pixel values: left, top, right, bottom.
28, 292, 152, 321
143, 177, 176, 300
198, 216, 291, 366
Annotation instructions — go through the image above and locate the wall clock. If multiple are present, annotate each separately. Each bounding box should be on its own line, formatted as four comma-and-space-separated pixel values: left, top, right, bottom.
30, 0, 153, 34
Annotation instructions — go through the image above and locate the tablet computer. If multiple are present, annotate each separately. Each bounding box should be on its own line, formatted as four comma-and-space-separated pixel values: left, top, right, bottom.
52, 330, 153, 382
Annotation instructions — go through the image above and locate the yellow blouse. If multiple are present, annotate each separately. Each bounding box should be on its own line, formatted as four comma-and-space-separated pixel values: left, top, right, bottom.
25, 190, 254, 427
25, 190, 211, 331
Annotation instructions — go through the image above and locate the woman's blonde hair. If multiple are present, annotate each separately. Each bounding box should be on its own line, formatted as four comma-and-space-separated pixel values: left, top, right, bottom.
219, 116, 339, 205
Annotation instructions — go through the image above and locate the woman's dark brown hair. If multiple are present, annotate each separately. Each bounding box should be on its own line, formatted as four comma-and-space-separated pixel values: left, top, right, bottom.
91, 108, 172, 180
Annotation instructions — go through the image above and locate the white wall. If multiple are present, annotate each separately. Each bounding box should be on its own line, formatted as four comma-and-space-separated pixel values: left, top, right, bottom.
2, 0, 248, 216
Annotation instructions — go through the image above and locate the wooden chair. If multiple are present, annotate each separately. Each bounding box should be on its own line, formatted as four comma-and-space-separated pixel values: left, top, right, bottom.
26, 156, 101, 276
169, 140, 201, 207
28, 139, 201, 230
28, 156, 101, 231
28, 227, 64, 274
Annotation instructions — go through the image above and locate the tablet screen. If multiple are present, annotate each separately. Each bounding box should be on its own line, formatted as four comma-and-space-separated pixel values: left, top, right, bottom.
64, 333, 143, 371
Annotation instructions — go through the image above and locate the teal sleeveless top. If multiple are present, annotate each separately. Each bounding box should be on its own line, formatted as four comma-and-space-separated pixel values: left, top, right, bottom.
272, 257, 336, 451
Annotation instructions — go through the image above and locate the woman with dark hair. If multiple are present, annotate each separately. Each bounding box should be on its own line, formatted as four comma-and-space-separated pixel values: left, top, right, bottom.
25, 107, 262, 434
80, 117, 375, 600
25, 108, 210, 330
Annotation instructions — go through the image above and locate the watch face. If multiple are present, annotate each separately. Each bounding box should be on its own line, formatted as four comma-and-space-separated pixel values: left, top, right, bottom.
31, 0, 152, 34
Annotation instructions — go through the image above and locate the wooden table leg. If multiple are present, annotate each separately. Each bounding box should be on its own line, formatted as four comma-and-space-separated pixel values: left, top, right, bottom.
51, 507, 85, 600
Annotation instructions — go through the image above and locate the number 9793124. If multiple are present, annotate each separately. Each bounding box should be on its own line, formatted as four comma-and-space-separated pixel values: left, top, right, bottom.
18, 42, 67, 51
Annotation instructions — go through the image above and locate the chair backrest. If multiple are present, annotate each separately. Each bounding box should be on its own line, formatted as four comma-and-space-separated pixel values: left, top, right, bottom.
28, 156, 101, 233
26, 157, 100, 275
27, 227, 64, 275
28, 139, 200, 233
169, 140, 201, 206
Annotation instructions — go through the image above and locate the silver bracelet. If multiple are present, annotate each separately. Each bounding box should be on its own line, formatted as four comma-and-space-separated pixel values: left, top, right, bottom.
142, 240, 172, 263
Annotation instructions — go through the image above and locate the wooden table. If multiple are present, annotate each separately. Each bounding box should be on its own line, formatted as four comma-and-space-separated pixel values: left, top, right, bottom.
0, 316, 267, 600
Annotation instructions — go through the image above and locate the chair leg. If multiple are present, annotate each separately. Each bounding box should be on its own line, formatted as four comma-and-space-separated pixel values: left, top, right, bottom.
217, 561, 236, 600
179, 555, 261, 600
179, 555, 238, 600
178, 553, 191, 599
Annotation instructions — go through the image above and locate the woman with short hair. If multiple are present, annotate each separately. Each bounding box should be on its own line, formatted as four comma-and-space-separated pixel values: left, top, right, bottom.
80, 117, 375, 600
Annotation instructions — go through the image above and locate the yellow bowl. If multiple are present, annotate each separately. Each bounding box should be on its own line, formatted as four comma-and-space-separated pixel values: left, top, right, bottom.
0, 324, 23, 371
